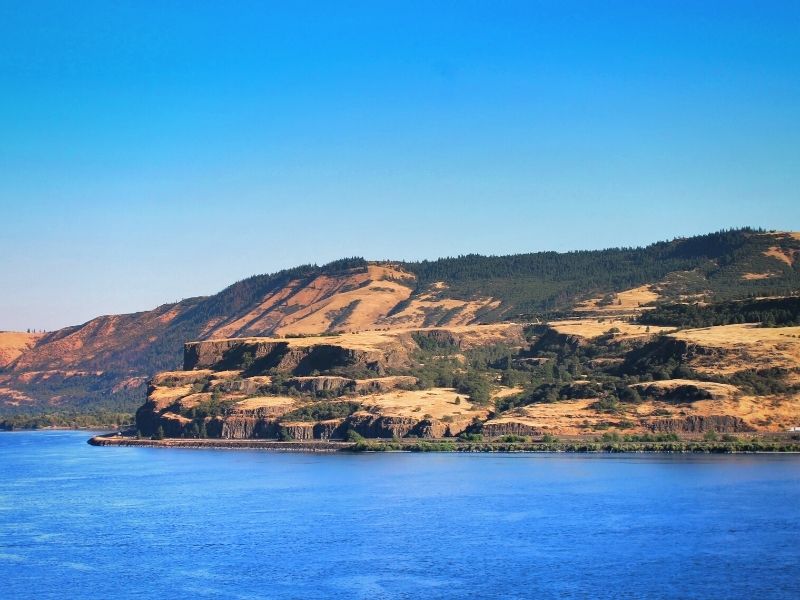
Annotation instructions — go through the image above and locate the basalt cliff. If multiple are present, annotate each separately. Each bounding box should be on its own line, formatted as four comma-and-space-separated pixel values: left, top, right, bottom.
135, 324, 523, 440
134, 316, 800, 440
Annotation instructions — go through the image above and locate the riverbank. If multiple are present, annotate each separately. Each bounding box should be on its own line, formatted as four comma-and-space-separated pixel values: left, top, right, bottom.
88, 435, 347, 452
0, 412, 134, 431
89, 434, 800, 453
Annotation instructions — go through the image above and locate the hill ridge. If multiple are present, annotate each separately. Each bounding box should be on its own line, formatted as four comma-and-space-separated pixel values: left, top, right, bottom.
1, 227, 798, 415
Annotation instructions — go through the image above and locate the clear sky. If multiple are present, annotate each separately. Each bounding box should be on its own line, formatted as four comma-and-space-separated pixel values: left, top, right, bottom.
1, 1, 799, 331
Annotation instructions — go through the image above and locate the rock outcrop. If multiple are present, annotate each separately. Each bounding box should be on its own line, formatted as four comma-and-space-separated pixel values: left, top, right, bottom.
218, 417, 275, 439
354, 376, 418, 394
344, 414, 419, 438
648, 415, 754, 434
482, 420, 544, 437
287, 376, 353, 395
135, 324, 512, 440
284, 375, 418, 396
183, 336, 414, 376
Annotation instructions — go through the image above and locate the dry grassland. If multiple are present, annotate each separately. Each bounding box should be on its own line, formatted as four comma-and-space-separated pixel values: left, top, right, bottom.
549, 319, 674, 340
0, 331, 42, 368
360, 388, 487, 420
575, 285, 659, 314
669, 324, 800, 375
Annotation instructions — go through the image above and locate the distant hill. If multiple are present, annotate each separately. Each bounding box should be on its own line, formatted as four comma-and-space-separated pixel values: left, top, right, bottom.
1, 228, 798, 417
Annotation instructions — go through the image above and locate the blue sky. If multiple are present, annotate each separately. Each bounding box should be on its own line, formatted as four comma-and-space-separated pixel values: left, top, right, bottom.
1, 1, 799, 331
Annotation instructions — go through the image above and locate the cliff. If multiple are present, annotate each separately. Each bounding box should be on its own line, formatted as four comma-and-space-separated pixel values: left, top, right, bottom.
133, 314, 800, 440
134, 324, 515, 440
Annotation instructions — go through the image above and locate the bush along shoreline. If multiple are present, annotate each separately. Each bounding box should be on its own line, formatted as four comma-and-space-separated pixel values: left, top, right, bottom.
88, 433, 800, 454
348, 439, 800, 453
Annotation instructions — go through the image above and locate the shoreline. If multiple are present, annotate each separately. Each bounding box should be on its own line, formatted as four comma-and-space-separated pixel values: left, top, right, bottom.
89, 434, 800, 454
89, 436, 348, 452
1, 426, 120, 432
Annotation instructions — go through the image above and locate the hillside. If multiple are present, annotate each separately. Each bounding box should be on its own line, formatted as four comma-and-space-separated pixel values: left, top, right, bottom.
0, 331, 41, 369
134, 318, 800, 441
1, 228, 799, 418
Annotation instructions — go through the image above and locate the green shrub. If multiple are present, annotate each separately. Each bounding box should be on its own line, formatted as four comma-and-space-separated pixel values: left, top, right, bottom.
281, 401, 360, 421
346, 429, 365, 443
499, 434, 528, 443
455, 371, 493, 405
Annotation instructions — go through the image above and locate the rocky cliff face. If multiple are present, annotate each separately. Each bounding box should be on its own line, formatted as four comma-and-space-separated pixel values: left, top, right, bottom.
648, 415, 754, 433
134, 324, 516, 440
133, 314, 799, 440
482, 420, 544, 437
283, 375, 417, 396
183, 338, 404, 376
137, 395, 478, 441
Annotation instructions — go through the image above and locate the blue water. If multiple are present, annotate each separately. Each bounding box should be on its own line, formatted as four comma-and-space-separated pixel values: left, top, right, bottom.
1, 431, 799, 599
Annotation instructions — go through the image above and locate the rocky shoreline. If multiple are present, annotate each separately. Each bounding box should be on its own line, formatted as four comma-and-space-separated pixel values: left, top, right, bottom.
88, 434, 800, 453
88, 435, 347, 452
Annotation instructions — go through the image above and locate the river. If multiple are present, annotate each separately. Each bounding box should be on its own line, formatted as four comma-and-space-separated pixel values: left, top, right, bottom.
1, 430, 799, 599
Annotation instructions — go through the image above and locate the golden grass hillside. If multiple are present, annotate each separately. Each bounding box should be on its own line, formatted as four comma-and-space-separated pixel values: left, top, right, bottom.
549, 319, 674, 341
575, 285, 660, 315
0, 331, 42, 370
669, 324, 800, 375
203, 265, 502, 338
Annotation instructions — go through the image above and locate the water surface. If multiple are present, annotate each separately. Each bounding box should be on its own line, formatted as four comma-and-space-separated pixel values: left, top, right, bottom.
1, 431, 799, 599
